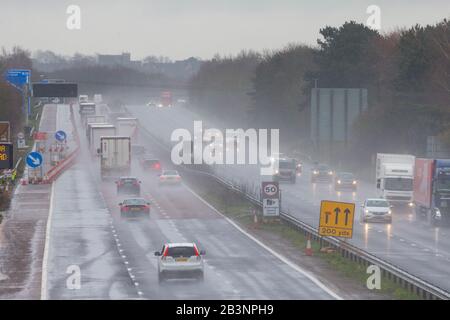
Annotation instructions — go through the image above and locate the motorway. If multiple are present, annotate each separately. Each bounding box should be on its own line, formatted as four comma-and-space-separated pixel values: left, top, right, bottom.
126, 104, 450, 293
42, 106, 340, 299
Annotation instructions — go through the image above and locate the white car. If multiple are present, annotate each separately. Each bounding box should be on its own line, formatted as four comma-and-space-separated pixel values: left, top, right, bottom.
159, 170, 181, 185
360, 198, 392, 223
155, 243, 205, 282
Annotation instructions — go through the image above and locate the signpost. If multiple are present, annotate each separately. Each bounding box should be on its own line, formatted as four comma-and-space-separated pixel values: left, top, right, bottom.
0, 143, 14, 169
319, 200, 355, 239
17, 132, 27, 149
26, 151, 43, 168
4, 69, 31, 124
55, 130, 67, 142
261, 181, 280, 217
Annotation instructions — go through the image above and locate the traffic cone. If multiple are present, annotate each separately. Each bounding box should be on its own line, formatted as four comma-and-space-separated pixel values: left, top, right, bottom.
305, 236, 313, 256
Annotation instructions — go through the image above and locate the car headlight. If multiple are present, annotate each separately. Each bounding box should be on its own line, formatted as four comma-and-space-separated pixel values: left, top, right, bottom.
328, 171, 333, 175
313, 170, 318, 175
337, 180, 341, 184
274, 170, 279, 174
365, 209, 369, 213
408, 202, 414, 207
352, 180, 357, 184
435, 208, 442, 218
388, 210, 392, 215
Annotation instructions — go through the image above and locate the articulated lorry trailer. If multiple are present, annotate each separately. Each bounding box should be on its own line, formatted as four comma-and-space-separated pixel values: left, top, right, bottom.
376, 153, 415, 205
88, 124, 116, 155
414, 158, 450, 225
100, 136, 131, 180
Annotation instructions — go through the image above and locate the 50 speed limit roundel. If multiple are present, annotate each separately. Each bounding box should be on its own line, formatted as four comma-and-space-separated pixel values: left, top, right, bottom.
264, 184, 278, 196
262, 182, 279, 199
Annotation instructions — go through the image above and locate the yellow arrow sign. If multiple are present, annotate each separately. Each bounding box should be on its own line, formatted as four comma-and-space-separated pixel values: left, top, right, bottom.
319, 200, 355, 239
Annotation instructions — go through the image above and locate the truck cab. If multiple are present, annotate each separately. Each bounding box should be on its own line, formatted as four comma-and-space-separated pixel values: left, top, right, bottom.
271, 157, 297, 183
376, 154, 414, 205
414, 159, 450, 225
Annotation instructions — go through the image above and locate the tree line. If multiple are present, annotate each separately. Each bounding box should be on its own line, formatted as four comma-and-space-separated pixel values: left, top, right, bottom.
0, 47, 33, 138
188, 19, 450, 165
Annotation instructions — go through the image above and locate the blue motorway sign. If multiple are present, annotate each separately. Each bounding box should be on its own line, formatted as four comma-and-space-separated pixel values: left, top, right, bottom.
4, 69, 30, 90
26, 151, 43, 168
55, 130, 67, 142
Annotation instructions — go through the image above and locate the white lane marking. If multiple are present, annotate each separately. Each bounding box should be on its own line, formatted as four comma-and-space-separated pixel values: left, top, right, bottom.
41, 182, 55, 300
183, 184, 343, 300
399, 238, 405, 242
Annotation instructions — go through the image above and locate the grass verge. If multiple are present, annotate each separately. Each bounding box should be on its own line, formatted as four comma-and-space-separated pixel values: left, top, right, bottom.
189, 174, 419, 300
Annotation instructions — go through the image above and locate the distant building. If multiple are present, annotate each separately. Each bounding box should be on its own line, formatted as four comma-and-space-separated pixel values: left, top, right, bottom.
97, 53, 141, 69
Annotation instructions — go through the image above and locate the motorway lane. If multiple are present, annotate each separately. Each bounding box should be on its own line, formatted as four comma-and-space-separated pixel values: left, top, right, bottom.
44, 104, 340, 300
96, 139, 340, 300
45, 106, 138, 299
127, 104, 450, 292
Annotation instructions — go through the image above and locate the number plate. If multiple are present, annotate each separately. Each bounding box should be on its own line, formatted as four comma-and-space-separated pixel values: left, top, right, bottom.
176, 258, 188, 262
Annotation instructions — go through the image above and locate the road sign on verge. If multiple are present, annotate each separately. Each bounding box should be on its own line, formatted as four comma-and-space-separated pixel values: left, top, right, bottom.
319, 200, 355, 239
262, 181, 280, 217
0, 143, 14, 169
4, 69, 30, 90
55, 130, 67, 142
26, 151, 43, 168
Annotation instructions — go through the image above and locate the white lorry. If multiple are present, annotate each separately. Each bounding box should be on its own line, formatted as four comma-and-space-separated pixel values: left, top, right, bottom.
116, 117, 139, 141
100, 136, 131, 179
376, 153, 415, 205
93, 94, 103, 104
88, 124, 116, 155
85, 115, 107, 128
79, 95, 89, 104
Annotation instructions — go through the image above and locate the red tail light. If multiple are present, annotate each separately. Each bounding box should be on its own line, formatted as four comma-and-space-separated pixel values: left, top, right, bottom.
143, 205, 150, 209
122, 206, 129, 211
154, 163, 161, 169
176, 176, 181, 180
160, 176, 165, 181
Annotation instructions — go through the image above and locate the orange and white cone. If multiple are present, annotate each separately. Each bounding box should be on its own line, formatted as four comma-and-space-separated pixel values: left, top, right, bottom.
305, 236, 313, 256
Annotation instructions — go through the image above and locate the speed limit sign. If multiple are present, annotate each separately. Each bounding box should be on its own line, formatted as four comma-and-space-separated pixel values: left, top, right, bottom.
261, 182, 280, 217
263, 183, 279, 198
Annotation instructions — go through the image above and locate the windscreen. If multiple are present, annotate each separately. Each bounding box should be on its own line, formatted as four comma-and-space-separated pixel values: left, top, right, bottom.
384, 177, 413, 191
163, 170, 178, 176
436, 175, 450, 191
167, 246, 196, 258
279, 160, 296, 169
366, 200, 389, 207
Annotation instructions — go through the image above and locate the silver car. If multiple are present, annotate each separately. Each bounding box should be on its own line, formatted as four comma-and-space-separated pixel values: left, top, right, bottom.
360, 198, 392, 223
155, 243, 205, 283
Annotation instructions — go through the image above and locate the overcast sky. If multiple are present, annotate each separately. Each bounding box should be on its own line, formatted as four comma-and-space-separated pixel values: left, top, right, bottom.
0, 0, 449, 60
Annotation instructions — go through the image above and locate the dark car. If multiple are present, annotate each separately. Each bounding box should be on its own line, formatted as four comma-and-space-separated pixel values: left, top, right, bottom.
116, 177, 141, 196
140, 157, 161, 172
334, 172, 357, 191
119, 198, 150, 218
311, 164, 334, 183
